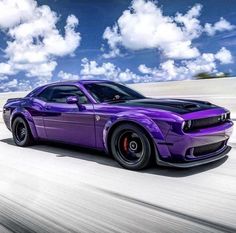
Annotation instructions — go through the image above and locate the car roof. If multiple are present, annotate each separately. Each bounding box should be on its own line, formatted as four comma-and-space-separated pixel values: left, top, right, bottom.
50, 79, 114, 85
26, 79, 115, 97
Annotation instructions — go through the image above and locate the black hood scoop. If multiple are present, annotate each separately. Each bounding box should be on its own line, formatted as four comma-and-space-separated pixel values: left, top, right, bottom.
113, 98, 218, 114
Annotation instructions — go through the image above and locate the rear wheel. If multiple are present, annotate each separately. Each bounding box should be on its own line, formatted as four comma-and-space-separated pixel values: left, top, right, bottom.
12, 117, 34, 147
110, 124, 152, 170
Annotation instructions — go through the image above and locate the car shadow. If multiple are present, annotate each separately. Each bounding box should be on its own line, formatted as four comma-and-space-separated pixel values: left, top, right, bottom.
143, 156, 228, 177
0, 138, 229, 177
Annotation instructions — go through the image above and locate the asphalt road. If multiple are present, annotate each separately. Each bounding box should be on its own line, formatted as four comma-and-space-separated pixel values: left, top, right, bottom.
0, 122, 236, 233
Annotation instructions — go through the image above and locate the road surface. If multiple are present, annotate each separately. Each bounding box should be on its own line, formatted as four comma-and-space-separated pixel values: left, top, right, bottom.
0, 122, 236, 233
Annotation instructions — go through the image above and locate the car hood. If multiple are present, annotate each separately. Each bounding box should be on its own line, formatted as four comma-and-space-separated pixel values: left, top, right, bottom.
112, 98, 218, 114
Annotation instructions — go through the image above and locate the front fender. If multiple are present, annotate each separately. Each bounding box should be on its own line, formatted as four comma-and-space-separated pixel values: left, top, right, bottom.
11, 107, 38, 139
103, 111, 166, 154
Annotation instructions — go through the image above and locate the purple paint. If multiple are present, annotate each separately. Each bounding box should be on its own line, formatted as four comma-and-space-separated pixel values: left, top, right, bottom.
3, 80, 233, 168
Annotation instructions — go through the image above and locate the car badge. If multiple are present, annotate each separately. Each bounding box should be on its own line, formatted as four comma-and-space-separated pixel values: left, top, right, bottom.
95, 115, 101, 121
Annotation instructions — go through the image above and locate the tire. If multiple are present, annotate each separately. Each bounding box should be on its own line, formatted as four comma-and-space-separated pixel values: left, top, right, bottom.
12, 116, 34, 147
110, 123, 152, 170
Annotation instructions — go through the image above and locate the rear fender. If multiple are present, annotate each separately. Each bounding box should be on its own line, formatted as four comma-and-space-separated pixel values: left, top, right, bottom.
11, 108, 38, 139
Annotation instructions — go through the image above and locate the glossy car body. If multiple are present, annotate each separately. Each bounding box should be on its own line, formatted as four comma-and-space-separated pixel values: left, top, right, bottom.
3, 80, 234, 168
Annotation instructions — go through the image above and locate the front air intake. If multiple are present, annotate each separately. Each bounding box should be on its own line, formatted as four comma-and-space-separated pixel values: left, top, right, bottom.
193, 141, 226, 157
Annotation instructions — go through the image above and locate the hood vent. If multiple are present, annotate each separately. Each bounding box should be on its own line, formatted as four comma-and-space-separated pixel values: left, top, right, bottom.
182, 103, 199, 109
114, 98, 217, 114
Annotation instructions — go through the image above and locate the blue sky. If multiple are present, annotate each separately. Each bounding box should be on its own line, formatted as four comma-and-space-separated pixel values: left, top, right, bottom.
0, 0, 236, 92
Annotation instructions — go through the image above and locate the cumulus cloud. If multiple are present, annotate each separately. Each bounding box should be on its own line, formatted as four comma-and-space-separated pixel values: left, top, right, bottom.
215, 47, 233, 64
0, 0, 81, 91
204, 17, 235, 36
58, 71, 80, 81
101, 0, 234, 82
103, 25, 122, 58
0, 78, 18, 92
174, 3, 203, 40
0, 0, 36, 29
138, 47, 233, 81
103, 0, 201, 59
139, 61, 185, 81
0, 63, 15, 75
66, 47, 232, 84
103, 0, 235, 60
63, 47, 233, 84
81, 58, 118, 77
80, 58, 145, 83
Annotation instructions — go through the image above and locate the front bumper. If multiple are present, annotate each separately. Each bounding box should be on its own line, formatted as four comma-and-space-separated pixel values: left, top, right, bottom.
156, 145, 231, 168
155, 120, 233, 166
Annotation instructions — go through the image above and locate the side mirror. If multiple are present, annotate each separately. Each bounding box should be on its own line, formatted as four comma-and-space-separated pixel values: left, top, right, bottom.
66, 96, 78, 104
66, 96, 86, 111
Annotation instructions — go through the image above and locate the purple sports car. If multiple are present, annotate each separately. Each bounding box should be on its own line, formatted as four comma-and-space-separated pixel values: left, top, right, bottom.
3, 80, 234, 170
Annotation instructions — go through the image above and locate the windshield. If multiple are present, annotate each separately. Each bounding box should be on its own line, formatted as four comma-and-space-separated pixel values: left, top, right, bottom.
84, 82, 145, 103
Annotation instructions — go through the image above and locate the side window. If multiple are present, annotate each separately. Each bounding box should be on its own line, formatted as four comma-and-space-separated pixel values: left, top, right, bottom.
37, 86, 54, 102
37, 85, 89, 104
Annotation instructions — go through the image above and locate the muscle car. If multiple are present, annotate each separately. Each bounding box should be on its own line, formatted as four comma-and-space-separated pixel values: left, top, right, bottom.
3, 80, 234, 170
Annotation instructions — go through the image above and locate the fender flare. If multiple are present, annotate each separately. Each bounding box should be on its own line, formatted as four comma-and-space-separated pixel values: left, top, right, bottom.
103, 112, 165, 158
11, 108, 38, 139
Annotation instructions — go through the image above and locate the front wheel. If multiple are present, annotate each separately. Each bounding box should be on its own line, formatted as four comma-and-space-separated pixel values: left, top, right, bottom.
12, 117, 34, 147
110, 124, 152, 170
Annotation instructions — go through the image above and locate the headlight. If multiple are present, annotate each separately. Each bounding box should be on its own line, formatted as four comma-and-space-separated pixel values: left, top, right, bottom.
182, 120, 192, 131
221, 113, 226, 121
221, 112, 230, 122
226, 112, 231, 120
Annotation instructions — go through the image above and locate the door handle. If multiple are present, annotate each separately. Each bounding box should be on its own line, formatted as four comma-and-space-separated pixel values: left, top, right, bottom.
45, 106, 51, 110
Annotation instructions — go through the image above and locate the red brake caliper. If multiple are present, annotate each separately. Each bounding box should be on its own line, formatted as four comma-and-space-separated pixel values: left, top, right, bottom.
123, 137, 129, 153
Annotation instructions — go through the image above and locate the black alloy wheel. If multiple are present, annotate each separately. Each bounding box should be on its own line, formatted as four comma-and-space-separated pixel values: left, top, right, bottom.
111, 124, 152, 170
12, 117, 34, 147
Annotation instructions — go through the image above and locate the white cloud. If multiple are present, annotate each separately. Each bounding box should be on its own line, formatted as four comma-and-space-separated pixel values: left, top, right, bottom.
103, 0, 200, 59
0, 0, 81, 91
138, 64, 154, 74
0, 78, 18, 92
215, 47, 233, 64
101, 0, 234, 82
103, 25, 122, 58
82, 46, 233, 83
58, 71, 80, 81
103, 0, 235, 61
0, 63, 15, 75
139, 61, 187, 81
81, 58, 118, 77
118, 69, 143, 82
175, 4, 203, 40
138, 47, 230, 81
0, 76, 8, 81
205, 17, 235, 36
80, 58, 145, 83
16, 62, 57, 79
183, 53, 217, 76
43, 14, 80, 57
0, 0, 36, 29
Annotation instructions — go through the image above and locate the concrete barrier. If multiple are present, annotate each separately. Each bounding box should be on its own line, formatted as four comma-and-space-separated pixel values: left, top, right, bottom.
0, 92, 28, 123
130, 77, 236, 119
0, 92, 28, 110
0, 78, 236, 123
130, 77, 236, 97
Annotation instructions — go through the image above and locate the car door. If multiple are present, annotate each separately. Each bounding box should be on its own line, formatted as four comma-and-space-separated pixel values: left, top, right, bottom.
37, 85, 96, 148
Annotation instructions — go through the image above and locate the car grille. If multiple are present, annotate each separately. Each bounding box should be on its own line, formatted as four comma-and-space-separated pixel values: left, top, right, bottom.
193, 141, 226, 157
183, 112, 230, 132
192, 116, 222, 129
